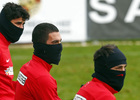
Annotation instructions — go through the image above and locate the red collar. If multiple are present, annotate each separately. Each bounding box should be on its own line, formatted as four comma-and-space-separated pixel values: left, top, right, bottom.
32, 55, 52, 72
92, 78, 118, 94
0, 32, 10, 46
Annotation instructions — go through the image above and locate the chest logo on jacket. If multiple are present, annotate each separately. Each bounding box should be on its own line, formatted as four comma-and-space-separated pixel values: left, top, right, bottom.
4, 66, 13, 75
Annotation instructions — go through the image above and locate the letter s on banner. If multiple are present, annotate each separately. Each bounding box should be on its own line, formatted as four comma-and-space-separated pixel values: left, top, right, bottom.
89, 0, 117, 24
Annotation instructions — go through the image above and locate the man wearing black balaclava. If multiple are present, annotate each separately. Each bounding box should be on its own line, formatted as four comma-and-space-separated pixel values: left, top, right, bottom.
15, 23, 62, 100
74, 44, 127, 100
0, 2, 29, 100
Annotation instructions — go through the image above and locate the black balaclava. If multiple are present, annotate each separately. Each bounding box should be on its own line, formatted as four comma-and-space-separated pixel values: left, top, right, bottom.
0, 9, 23, 43
33, 43, 63, 65
92, 48, 127, 92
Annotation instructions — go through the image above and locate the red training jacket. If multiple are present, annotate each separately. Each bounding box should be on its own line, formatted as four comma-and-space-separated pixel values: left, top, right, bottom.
15, 55, 61, 100
0, 33, 15, 100
74, 78, 118, 100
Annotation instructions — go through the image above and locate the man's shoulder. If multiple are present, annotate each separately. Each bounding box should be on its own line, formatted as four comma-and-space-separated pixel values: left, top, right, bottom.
20, 60, 51, 81
76, 80, 116, 100
78, 80, 115, 96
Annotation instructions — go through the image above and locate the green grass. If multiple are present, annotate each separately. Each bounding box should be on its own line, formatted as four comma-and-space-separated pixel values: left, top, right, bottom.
10, 43, 140, 100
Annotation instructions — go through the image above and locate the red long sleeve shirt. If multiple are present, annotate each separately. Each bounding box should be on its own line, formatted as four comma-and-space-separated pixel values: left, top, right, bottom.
0, 33, 15, 100
74, 78, 118, 100
15, 55, 61, 100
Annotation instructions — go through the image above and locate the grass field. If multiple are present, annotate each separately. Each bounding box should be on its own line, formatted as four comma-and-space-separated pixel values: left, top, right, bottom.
10, 41, 140, 100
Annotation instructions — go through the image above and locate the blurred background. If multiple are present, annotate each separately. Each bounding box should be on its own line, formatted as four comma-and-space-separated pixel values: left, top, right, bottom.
1, 0, 140, 99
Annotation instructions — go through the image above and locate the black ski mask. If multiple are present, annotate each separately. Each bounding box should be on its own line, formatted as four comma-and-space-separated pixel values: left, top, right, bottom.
0, 9, 23, 43
33, 43, 63, 65
92, 48, 127, 92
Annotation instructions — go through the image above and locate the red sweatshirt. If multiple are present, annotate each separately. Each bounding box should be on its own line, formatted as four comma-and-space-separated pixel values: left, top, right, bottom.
0, 33, 15, 100
74, 78, 118, 100
15, 55, 61, 100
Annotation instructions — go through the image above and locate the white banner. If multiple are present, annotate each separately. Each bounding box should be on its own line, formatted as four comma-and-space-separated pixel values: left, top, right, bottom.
0, 0, 87, 43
